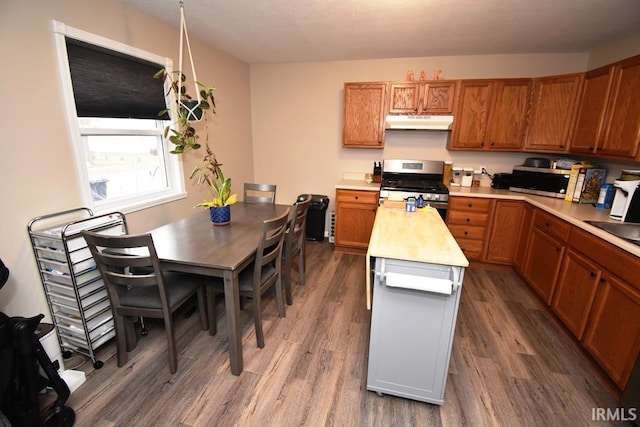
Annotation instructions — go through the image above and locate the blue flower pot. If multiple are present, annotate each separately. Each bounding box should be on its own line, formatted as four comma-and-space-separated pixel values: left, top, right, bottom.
209, 205, 231, 225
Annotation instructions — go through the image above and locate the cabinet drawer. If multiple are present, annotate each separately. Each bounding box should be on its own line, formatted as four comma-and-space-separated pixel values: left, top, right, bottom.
449, 197, 493, 212
336, 189, 379, 204
448, 224, 486, 240
447, 210, 489, 226
454, 238, 484, 259
569, 226, 640, 291
533, 209, 570, 241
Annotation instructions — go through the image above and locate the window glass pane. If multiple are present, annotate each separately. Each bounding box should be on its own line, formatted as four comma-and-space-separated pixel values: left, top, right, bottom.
81, 118, 169, 202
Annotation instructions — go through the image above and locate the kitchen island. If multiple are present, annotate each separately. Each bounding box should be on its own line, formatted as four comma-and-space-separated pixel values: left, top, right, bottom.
365, 203, 468, 405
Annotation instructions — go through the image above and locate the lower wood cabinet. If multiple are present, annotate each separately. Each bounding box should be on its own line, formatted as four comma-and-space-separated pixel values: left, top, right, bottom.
485, 200, 524, 264
583, 273, 640, 390
521, 209, 570, 304
446, 196, 495, 261
334, 189, 379, 252
551, 248, 601, 339
513, 202, 534, 273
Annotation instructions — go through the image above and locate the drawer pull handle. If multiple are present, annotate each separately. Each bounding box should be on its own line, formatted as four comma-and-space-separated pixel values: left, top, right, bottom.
590, 272, 596, 278
466, 218, 470, 222
464, 231, 468, 235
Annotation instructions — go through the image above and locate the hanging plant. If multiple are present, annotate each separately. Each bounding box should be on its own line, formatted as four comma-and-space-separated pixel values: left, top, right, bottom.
153, 0, 236, 212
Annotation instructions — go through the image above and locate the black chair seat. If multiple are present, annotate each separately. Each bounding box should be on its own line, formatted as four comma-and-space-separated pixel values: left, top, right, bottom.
120, 272, 202, 309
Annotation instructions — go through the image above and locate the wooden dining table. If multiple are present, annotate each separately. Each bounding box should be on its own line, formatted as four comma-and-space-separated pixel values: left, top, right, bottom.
147, 202, 291, 375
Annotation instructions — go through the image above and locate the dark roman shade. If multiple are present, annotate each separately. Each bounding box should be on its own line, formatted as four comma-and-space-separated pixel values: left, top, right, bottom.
66, 38, 169, 120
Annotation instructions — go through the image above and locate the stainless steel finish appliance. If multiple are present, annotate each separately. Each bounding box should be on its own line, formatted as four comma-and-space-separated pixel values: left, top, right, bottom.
378, 159, 449, 219
385, 115, 454, 130
509, 166, 571, 198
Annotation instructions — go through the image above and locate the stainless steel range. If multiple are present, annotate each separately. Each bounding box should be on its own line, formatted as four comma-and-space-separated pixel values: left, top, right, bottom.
379, 159, 449, 218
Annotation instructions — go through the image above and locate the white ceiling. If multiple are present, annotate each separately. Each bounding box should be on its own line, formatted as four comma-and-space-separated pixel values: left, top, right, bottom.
123, 0, 640, 64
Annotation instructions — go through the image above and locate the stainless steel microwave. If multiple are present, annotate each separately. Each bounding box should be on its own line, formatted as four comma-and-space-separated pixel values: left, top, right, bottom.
509, 166, 571, 198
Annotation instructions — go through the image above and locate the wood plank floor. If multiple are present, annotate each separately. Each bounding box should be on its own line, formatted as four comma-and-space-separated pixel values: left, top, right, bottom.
61, 241, 626, 426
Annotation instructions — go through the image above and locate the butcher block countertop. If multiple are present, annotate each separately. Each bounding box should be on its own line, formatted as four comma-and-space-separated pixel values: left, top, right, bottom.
365, 204, 468, 309
367, 204, 468, 267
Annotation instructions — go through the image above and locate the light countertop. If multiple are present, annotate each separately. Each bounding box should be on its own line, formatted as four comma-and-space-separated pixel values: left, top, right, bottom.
335, 180, 640, 258
449, 186, 640, 258
367, 204, 469, 267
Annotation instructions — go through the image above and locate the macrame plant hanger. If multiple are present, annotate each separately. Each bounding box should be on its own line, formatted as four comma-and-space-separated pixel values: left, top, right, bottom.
177, 0, 203, 122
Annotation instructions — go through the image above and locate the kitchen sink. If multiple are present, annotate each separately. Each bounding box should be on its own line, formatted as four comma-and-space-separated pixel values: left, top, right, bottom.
584, 221, 640, 245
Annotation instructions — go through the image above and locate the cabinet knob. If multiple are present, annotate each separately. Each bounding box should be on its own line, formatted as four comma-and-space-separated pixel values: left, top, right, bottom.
599, 278, 606, 284
466, 218, 470, 222
555, 247, 560, 252
355, 196, 358, 200
464, 231, 468, 235
590, 271, 596, 278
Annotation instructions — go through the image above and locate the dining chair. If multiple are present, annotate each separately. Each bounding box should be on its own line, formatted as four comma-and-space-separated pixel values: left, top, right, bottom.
81, 230, 207, 374
282, 195, 312, 305
243, 183, 277, 204
206, 208, 290, 348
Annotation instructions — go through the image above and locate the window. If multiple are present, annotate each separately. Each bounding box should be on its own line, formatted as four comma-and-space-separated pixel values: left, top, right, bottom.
52, 21, 185, 214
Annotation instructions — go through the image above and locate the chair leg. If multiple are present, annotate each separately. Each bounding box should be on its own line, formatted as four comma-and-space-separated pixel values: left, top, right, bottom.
283, 257, 293, 305
197, 287, 208, 331
124, 316, 137, 352
297, 250, 306, 286
164, 313, 178, 374
206, 288, 218, 336
113, 314, 129, 368
253, 296, 265, 348
275, 275, 286, 318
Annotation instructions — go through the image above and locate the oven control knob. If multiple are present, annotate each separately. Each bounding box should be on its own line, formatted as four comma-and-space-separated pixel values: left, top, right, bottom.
434, 194, 440, 201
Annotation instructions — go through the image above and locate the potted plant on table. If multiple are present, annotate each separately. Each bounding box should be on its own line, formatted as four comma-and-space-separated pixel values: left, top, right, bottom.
154, 69, 237, 225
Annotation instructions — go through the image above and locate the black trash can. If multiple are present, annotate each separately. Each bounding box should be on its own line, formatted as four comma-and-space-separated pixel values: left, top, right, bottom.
299, 194, 329, 241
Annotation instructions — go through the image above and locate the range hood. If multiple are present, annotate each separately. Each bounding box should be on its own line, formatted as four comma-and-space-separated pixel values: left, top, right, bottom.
385, 115, 454, 131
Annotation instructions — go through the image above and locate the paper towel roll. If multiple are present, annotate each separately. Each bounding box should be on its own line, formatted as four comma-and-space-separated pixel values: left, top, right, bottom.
385, 272, 452, 295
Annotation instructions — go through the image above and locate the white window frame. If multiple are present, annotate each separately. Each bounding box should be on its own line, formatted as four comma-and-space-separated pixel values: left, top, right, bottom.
51, 20, 186, 215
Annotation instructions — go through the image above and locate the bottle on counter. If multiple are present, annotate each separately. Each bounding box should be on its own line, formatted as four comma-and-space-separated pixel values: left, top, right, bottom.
416, 195, 424, 208
443, 161, 453, 185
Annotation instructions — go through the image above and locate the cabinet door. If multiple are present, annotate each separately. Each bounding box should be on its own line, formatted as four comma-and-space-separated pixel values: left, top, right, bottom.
449, 80, 492, 150
599, 55, 640, 159
525, 73, 582, 152
335, 201, 377, 249
342, 83, 387, 148
485, 200, 524, 264
569, 65, 614, 155
388, 82, 420, 114
422, 81, 457, 114
551, 248, 601, 339
485, 79, 532, 150
522, 228, 565, 304
513, 203, 534, 273
583, 273, 640, 389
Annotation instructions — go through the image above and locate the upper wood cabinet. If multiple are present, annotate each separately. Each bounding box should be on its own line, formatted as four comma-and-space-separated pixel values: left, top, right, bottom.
568, 65, 615, 155
485, 79, 533, 150
388, 81, 457, 115
342, 83, 387, 148
525, 73, 583, 153
449, 79, 532, 151
449, 80, 492, 149
599, 55, 640, 159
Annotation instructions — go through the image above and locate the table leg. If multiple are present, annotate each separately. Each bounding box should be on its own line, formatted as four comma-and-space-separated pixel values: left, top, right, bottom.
223, 269, 243, 375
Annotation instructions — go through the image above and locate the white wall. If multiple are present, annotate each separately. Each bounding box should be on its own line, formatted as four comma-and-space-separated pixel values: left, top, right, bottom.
0, 0, 253, 318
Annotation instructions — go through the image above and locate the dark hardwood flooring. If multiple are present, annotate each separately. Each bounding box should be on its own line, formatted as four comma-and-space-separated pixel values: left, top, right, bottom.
60, 241, 626, 426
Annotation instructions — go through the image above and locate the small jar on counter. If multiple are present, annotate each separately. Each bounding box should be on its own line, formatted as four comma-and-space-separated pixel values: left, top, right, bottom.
472, 170, 482, 187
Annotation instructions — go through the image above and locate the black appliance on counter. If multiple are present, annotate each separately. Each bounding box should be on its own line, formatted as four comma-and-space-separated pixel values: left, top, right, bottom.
491, 173, 512, 189
378, 159, 449, 219
509, 166, 571, 198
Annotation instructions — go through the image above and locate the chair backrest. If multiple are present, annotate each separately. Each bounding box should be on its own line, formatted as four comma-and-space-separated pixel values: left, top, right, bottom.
81, 231, 169, 310
252, 208, 290, 285
285, 194, 312, 256
244, 183, 277, 204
